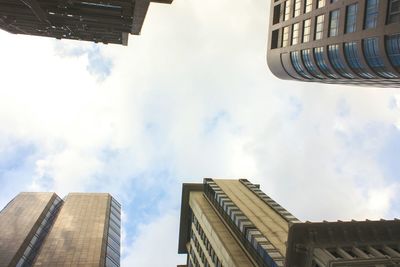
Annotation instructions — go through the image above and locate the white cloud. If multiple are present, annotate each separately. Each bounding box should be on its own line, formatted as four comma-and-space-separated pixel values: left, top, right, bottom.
0, 0, 399, 266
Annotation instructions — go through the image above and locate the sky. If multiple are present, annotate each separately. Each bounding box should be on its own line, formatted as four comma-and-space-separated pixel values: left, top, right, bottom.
0, 0, 400, 266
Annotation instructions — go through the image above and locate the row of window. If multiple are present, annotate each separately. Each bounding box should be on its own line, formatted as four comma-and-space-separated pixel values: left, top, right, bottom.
190, 228, 212, 267
290, 36, 400, 79
16, 196, 63, 267
281, 1, 381, 48
106, 197, 121, 267
191, 214, 222, 267
276, 0, 399, 25
281, 0, 328, 23
188, 242, 201, 267
204, 179, 284, 267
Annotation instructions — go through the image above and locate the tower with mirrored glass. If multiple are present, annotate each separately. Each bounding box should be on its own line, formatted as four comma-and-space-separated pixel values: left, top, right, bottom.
0, 192, 121, 267
177, 179, 400, 267
267, 0, 400, 87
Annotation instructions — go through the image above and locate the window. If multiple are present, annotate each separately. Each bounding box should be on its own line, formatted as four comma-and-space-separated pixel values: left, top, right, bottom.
386, 34, 400, 71
305, 0, 312, 13
315, 15, 325, 40
291, 51, 312, 78
314, 47, 337, 78
284, 0, 291, 21
363, 37, 398, 78
388, 0, 400, 23
329, 10, 340, 37
302, 49, 324, 78
344, 42, 374, 78
345, 3, 358, 33
293, 0, 301, 17
328, 44, 354, 78
292, 23, 300, 45
317, 0, 325, 8
303, 19, 311, 42
364, 0, 379, 29
281, 26, 289, 47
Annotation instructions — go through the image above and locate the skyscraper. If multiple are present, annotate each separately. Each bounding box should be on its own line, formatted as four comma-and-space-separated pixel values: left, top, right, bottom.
177, 178, 400, 267
0, 0, 173, 45
0, 192, 121, 267
267, 0, 400, 87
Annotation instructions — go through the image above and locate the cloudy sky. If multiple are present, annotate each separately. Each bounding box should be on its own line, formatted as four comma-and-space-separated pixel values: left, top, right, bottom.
0, 0, 400, 265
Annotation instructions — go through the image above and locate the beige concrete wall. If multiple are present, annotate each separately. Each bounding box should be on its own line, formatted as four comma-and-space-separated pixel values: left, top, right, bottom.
215, 179, 290, 256
189, 191, 255, 267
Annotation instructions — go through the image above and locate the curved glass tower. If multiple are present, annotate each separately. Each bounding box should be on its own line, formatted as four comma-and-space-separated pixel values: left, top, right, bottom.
267, 0, 400, 87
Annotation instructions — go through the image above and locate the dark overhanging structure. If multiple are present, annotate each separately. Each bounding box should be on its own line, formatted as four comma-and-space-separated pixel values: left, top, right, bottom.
0, 0, 172, 45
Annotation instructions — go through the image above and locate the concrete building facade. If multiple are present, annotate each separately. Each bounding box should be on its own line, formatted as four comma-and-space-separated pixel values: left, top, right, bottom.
178, 178, 400, 267
0, 192, 121, 267
0, 0, 173, 45
267, 0, 400, 87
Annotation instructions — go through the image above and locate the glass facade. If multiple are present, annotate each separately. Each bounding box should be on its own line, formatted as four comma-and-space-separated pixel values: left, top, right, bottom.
302, 49, 324, 78
363, 37, 398, 78
344, 42, 374, 78
328, 44, 354, 78
329, 10, 340, 37
291, 51, 312, 78
345, 3, 358, 33
315, 15, 325, 40
0, 193, 59, 267
106, 197, 121, 267
314, 47, 338, 78
364, 0, 379, 29
32, 193, 119, 266
17, 196, 62, 267
386, 34, 400, 71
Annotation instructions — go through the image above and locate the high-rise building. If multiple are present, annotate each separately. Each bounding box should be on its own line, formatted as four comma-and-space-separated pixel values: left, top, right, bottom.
267, 0, 400, 87
0, 0, 173, 45
177, 178, 400, 267
0, 192, 121, 267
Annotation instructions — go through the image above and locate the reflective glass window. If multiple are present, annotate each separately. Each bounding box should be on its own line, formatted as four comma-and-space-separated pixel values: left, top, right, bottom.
388, 0, 400, 23
364, 0, 379, 29
345, 3, 358, 33
317, 0, 325, 8
282, 26, 289, 47
344, 42, 374, 78
329, 10, 340, 37
284, 0, 291, 21
386, 34, 400, 71
305, 0, 312, 13
291, 51, 312, 78
315, 15, 325, 40
106, 256, 119, 267
110, 211, 120, 225
293, 0, 301, 17
328, 44, 354, 78
292, 23, 300, 45
302, 49, 324, 78
363, 37, 398, 78
303, 19, 311, 43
